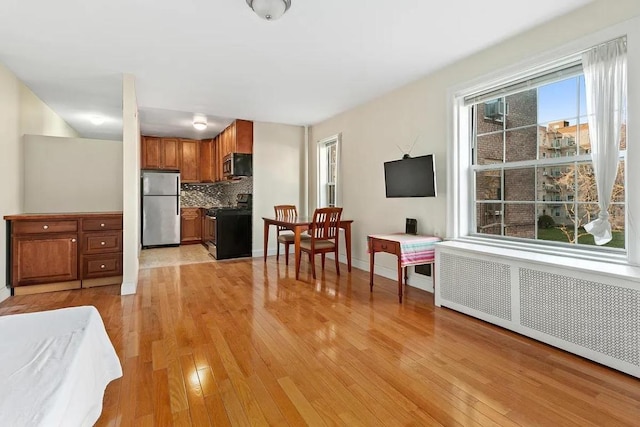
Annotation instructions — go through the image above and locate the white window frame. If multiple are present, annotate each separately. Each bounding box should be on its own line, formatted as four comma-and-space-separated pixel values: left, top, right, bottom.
447, 26, 639, 266
317, 134, 341, 208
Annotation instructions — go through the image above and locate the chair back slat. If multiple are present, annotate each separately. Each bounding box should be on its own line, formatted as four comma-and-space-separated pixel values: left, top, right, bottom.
310, 207, 343, 241
274, 205, 297, 232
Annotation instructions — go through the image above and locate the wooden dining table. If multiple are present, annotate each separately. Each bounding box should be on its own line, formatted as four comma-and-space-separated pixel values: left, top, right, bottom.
263, 216, 353, 280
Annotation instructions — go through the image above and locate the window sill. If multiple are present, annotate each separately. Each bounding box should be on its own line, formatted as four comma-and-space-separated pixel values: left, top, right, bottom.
438, 237, 640, 284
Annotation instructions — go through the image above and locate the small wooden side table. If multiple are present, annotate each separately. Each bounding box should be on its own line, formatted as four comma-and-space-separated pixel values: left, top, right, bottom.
368, 233, 442, 302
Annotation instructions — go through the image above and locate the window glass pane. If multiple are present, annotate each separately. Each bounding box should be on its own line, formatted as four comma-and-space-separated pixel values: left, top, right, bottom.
476, 99, 505, 135
505, 90, 537, 129
476, 203, 503, 236
476, 132, 503, 165
538, 77, 580, 125
504, 168, 535, 201
476, 170, 502, 201
613, 160, 625, 202
504, 203, 535, 238
505, 126, 537, 162
537, 203, 575, 244
577, 164, 596, 202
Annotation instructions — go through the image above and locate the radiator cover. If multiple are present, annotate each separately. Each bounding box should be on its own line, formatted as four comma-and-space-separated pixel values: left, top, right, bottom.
436, 245, 640, 378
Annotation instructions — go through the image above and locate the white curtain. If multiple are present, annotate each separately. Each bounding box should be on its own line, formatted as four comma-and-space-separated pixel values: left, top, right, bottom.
582, 38, 627, 245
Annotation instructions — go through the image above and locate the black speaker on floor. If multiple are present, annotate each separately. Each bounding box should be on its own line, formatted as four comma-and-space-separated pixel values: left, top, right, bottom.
406, 218, 417, 235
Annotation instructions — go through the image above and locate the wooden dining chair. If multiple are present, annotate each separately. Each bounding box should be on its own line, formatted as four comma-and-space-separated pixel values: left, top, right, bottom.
296, 207, 343, 279
274, 205, 308, 265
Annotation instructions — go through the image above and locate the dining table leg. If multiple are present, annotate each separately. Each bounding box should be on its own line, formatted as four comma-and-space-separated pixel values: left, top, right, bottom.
263, 220, 269, 262
294, 225, 302, 280
344, 222, 352, 272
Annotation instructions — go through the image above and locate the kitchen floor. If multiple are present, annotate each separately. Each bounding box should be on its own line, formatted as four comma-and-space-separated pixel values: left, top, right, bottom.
139, 244, 213, 269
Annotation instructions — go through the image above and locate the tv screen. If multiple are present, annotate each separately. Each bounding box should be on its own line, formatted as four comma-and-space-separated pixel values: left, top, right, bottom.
384, 154, 437, 198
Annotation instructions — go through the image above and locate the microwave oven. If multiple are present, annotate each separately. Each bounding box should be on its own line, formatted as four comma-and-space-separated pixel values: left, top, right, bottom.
223, 153, 252, 178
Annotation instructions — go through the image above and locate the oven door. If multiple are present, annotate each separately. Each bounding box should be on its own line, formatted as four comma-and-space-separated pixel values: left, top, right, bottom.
206, 216, 217, 258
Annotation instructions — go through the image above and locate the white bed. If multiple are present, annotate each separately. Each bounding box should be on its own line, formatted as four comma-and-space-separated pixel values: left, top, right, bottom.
0, 306, 123, 426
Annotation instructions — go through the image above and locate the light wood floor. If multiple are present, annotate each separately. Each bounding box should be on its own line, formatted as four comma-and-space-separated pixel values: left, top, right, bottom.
1, 253, 639, 426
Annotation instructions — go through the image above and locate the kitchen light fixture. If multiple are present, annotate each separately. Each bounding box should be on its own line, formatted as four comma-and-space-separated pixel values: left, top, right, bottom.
246, 0, 291, 21
193, 120, 207, 131
90, 116, 105, 125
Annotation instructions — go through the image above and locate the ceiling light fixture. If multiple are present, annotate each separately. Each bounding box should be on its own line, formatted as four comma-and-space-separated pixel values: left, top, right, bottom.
90, 116, 105, 125
193, 120, 207, 131
246, 0, 291, 21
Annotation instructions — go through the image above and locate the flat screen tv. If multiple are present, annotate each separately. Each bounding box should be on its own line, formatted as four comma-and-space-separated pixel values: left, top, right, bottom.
384, 154, 437, 198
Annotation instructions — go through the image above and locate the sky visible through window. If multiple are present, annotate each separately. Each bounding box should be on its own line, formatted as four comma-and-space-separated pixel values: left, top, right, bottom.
537, 76, 586, 125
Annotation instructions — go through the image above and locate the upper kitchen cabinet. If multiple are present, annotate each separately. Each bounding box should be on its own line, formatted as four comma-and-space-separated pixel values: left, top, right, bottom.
199, 138, 215, 183
219, 120, 253, 160
141, 136, 181, 170
180, 138, 200, 183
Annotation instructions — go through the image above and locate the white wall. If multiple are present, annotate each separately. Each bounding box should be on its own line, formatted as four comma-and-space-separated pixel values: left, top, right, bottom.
121, 74, 140, 295
24, 135, 123, 213
309, 0, 640, 290
0, 63, 79, 302
0, 64, 22, 302
20, 85, 79, 138
252, 121, 305, 257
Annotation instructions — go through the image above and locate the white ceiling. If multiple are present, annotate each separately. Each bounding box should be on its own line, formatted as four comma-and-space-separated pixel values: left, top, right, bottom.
0, 0, 592, 141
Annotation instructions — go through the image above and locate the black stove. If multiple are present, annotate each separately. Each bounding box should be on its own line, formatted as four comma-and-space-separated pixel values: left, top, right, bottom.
206, 194, 252, 217
205, 193, 252, 260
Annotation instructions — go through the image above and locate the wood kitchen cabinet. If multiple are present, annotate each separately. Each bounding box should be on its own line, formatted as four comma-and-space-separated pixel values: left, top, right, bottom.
181, 208, 202, 244
218, 120, 253, 160
199, 138, 215, 183
141, 136, 181, 170
4, 213, 123, 295
80, 216, 123, 286
180, 139, 200, 183
10, 219, 79, 290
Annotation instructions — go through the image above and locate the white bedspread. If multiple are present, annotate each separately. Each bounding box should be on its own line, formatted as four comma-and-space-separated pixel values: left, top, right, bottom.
0, 306, 123, 427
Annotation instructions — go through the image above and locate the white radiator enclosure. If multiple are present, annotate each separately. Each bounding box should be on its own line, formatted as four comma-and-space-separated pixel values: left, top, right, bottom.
435, 241, 640, 378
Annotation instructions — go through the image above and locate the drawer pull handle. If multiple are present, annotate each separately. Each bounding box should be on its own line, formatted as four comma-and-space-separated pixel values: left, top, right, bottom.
381, 244, 387, 250
43, 225, 49, 230
100, 264, 106, 269
71, 238, 76, 243
100, 223, 105, 227
101, 241, 106, 245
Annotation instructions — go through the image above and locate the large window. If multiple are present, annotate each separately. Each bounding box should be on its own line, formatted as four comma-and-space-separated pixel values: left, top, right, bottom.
317, 135, 340, 208
464, 59, 627, 252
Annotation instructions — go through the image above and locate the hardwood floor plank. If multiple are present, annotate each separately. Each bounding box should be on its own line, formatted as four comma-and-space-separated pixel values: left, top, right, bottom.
2, 252, 640, 426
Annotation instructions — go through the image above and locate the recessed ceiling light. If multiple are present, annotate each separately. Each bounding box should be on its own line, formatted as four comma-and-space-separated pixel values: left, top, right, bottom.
90, 116, 105, 125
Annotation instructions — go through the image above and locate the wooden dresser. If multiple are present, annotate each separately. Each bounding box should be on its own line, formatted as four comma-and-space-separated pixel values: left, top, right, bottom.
4, 212, 123, 295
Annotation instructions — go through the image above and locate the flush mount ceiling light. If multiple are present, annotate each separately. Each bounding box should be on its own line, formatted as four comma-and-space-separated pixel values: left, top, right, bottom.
193, 119, 207, 131
90, 115, 105, 125
246, 0, 291, 21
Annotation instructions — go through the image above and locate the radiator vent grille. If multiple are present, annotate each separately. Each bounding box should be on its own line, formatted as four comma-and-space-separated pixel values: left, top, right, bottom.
520, 268, 640, 366
440, 253, 511, 321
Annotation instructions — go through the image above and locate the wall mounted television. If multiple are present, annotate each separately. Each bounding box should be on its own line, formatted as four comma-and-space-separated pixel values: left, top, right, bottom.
384, 154, 437, 198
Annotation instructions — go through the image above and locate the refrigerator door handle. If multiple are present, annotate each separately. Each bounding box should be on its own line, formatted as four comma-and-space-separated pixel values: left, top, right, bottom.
176, 176, 180, 215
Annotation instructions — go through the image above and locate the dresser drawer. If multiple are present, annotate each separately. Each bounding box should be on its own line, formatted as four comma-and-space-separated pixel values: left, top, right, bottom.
82, 253, 123, 279
82, 232, 122, 254
13, 220, 78, 235
370, 238, 400, 255
82, 217, 123, 231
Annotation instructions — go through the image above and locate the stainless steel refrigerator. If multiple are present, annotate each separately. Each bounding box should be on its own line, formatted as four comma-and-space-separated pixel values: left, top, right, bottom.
141, 170, 181, 247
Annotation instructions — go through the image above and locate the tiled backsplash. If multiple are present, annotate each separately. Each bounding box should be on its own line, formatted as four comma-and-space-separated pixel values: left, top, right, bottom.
181, 178, 253, 208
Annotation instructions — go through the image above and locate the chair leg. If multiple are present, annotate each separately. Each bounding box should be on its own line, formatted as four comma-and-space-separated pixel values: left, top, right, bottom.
276, 240, 280, 261
284, 244, 288, 265
310, 252, 316, 279
296, 248, 302, 278
335, 249, 340, 275
321, 253, 325, 269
